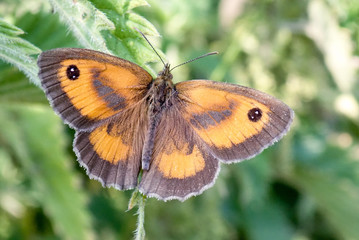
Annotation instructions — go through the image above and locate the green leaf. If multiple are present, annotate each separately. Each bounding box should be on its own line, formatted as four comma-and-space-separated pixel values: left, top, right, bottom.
0, 63, 46, 104
292, 167, 359, 240
88, 0, 161, 75
48, 0, 115, 53
243, 199, 293, 240
0, 105, 93, 240
0, 18, 41, 85
89, 0, 150, 12
128, 0, 150, 10
47, 0, 161, 76
237, 157, 272, 205
15, 10, 79, 50
0, 20, 24, 35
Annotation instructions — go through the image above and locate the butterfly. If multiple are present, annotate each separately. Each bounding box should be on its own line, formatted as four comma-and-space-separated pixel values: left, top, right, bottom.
37, 45, 294, 201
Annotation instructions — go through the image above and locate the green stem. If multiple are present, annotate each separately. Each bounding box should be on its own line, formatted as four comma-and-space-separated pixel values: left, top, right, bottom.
134, 195, 146, 240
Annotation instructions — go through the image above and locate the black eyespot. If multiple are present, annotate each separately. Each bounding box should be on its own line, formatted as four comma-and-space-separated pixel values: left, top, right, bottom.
66, 65, 80, 80
247, 108, 262, 122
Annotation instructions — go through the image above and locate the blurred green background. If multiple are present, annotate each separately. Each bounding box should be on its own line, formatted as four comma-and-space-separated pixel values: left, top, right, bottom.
1, 0, 359, 239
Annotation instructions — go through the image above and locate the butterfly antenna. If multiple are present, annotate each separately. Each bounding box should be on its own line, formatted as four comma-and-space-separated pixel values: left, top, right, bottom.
135, 28, 166, 66
170, 51, 218, 71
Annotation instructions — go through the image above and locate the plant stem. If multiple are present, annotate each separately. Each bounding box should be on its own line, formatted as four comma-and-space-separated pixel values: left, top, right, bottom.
134, 195, 146, 240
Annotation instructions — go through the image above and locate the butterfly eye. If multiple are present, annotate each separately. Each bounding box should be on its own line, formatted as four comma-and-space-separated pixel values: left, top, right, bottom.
247, 107, 262, 122
66, 65, 80, 80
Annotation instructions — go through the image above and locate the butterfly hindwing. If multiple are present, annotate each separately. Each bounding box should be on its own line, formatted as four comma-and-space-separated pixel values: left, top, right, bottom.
139, 102, 219, 201
176, 80, 294, 162
38, 48, 152, 130
74, 102, 148, 190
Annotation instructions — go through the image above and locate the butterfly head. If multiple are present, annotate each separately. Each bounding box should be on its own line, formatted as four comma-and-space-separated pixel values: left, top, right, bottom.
158, 63, 172, 79
155, 63, 173, 87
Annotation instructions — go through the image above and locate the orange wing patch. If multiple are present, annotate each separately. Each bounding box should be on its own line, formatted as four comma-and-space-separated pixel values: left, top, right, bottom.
157, 144, 205, 179
59, 59, 147, 120
88, 124, 130, 164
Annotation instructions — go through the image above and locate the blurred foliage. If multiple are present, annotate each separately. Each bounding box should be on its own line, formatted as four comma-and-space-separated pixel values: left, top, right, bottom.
0, 0, 359, 239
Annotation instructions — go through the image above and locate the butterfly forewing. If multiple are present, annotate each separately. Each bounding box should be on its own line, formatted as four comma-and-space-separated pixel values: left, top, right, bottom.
175, 80, 294, 162
38, 48, 152, 130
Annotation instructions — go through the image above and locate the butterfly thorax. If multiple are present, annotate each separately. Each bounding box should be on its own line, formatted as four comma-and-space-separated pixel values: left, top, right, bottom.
141, 64, 176, 170
150, 64, 175, 111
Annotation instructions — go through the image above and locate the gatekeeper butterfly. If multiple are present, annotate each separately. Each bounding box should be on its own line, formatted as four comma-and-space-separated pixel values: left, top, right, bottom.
37, 38, 294, 201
